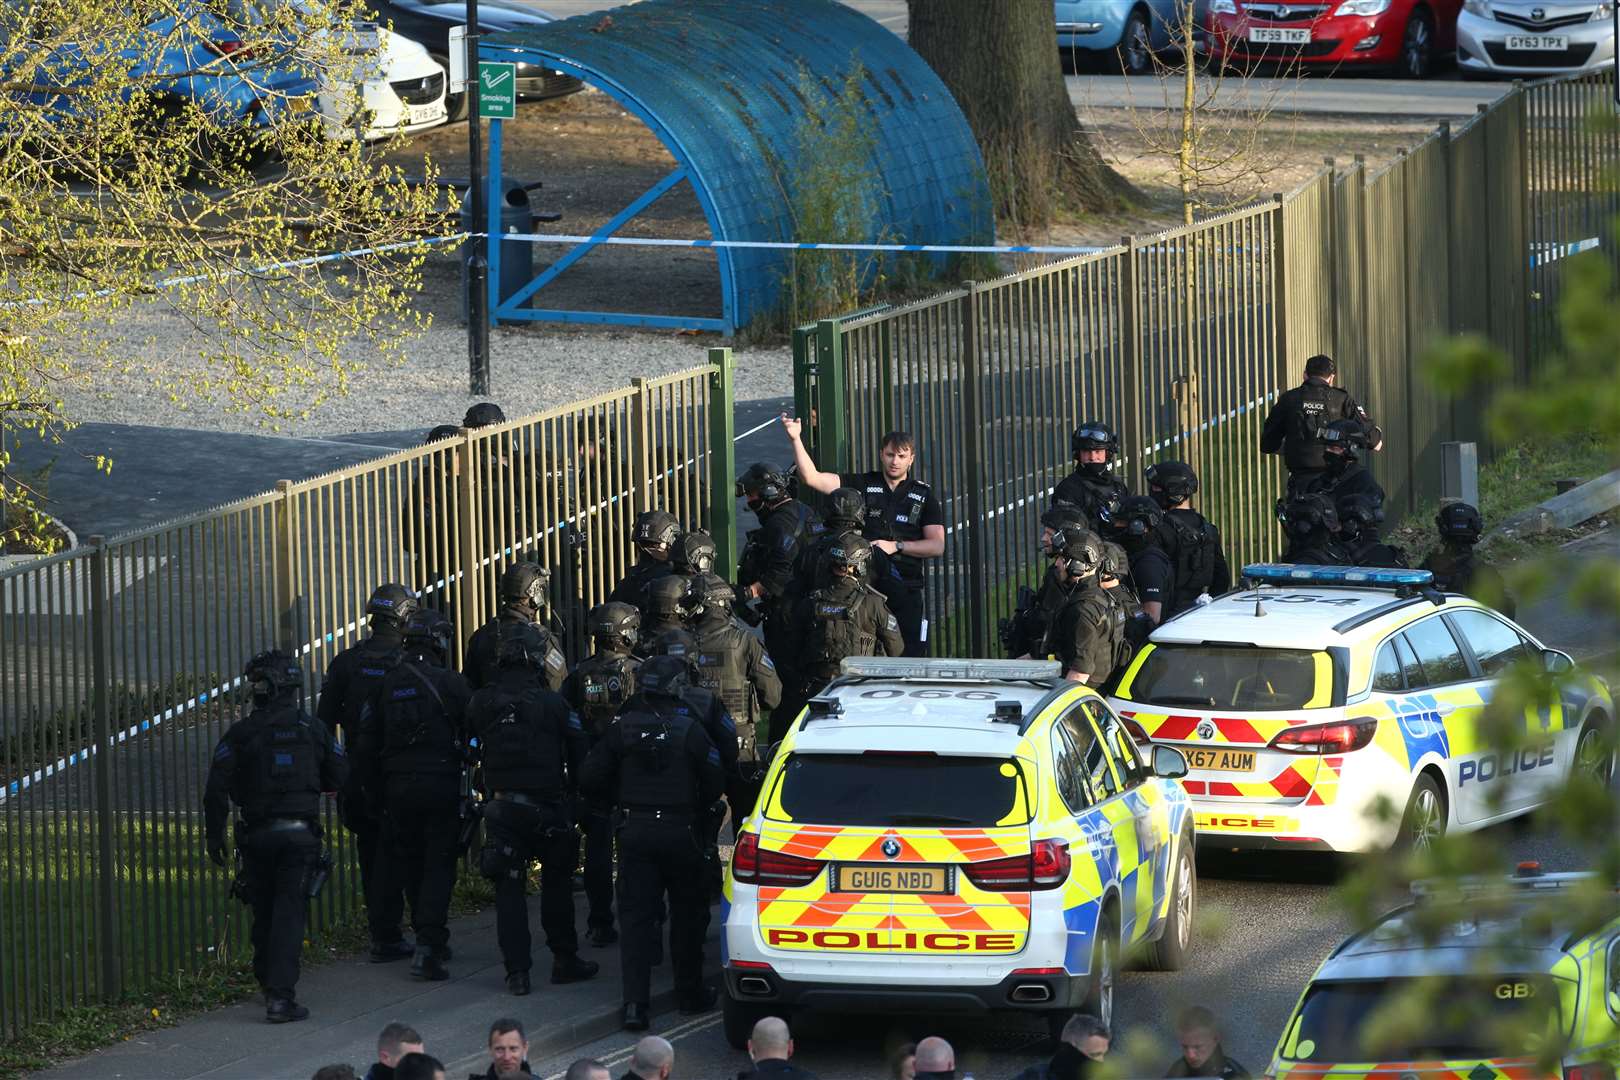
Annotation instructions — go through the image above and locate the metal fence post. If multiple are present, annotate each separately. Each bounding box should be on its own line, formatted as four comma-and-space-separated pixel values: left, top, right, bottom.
707, 347, 738, 582
272, 479, 299, 654
815, 319, 851, 473
1272, 192, 1290, 391
960, 283, 988, 658
455, 429, 482, 655
630, 377, 652, 518
791, 324, 817, 461
1118, 237, 1145, 486
88, 535, 122, 1003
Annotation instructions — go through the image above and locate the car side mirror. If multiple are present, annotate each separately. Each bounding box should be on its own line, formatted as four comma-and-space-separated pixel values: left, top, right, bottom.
1152, 744, 1189, 780
1543, 648, 1575, 675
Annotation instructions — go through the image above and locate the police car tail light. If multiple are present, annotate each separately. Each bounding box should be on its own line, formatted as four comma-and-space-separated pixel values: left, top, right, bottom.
963, 839, 1070, 891
1268, 717, 1378, 755
1564, 1065, 1618, 1080
731, 832, 824, 887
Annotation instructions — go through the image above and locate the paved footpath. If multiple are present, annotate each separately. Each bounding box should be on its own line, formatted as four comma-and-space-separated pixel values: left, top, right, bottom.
36, 891, 721, 1080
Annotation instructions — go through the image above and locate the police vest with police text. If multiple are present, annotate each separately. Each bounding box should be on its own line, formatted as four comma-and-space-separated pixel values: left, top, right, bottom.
238, 705, 327, 820
379, 662, 462, 774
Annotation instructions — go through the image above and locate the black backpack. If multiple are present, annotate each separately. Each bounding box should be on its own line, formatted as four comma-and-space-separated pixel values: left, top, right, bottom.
244, 707, 323, 813
581, 654, 638, 733
1162, 513, 1217, 613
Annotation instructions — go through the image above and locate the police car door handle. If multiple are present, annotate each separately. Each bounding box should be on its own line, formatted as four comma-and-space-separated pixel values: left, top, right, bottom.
1430, 702, 1456, 716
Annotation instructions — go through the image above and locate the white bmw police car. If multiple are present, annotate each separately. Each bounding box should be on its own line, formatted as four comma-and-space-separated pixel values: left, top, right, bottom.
1108, 565, 1614, 854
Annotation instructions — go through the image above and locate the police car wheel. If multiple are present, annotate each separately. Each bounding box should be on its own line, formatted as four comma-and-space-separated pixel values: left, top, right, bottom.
1395, 773, 1447, 853
722, 992, 772, 1050
1142, 833, 1195, 972
1574, 719, 1613, 786
1080, 908, 1118, 1031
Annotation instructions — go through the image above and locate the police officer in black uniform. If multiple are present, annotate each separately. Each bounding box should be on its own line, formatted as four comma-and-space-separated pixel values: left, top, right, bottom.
205, 650, 346, 1023
671, 530, 717, 581
1261, 354, 1383, 490
1336, 494, 1407, 567
636, 575, 695, 656
562, 602, 644, 946
781, 420, 943, 657
1423, 502, 1515, 615
790, 537, 905, 704
1290, 419, 1387, 512
1098, 494, 1173, 626
687, 572, 781, 763
468, 623, 601, 997
1277, 493, 1352, 565
790, 486, 870, 596
1096, 542, 1142, 692
1002, 501, 1089, 659
735, 461, 825, 669
580, 656, 726, 1033
1051, 421, 1132, 522
316, 583, 415, 963
465, 562, 568, 692
609, 511, 682, 617
1146, 461, 1231, 616
358, 609, 472, 982
1041, 527, 1117, 685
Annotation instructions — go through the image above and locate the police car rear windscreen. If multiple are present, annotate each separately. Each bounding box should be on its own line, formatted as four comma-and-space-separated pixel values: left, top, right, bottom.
770, 754, 1032, 827
1129, 645, 1322, 711
1283, 976, 1567, 1061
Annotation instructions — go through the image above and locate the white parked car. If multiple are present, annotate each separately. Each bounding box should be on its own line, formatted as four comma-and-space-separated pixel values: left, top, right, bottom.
315, 23, 447, 142
1456, 0, 1617, 76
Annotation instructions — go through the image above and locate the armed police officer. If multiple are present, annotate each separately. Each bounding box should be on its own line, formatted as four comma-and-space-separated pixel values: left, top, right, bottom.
1291, 418, 1387, 513
1423, 502, 1515, 615
790, 536, 905, 704
1002, 501, 1089, 659
581, 656, 726, 1032
1099, 495, 1173, 626
562, 602, 644, 945
357, 610, 472, 982
670, 530, 717, 582
1336, 493, 1407, 567
1146, 461, 1230, 615
790, 486, 870, 597
610, 511, 682, 617
316, 583, 415, 963
468, 622, 601, 997
687, 572, 781, 805
782, 420, 944, 657
735, 461, 824, 674
1097, 542, 1145, 691
1052, 421, 1131, 522
1041, 527, 1118, 685
1277, 492, 1352, 565
636, 575, 695, 656
205, 650, 346, 1023
1261, 354, 1383, 490
465, 562, 567, 692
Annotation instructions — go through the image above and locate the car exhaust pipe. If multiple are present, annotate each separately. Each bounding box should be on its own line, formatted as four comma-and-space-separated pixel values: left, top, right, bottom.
737, 976, 772, 997
1009, 983, 1052, 1003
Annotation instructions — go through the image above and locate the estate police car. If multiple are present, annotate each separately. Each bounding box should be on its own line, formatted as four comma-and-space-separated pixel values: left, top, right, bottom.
1108, 565, 1614, 854
720, 659, 1197, 1049
1270, 864, 1620, 1076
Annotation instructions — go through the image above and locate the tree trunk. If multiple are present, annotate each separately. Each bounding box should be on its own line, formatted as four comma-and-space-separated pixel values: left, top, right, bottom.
907, 0, 1135, 228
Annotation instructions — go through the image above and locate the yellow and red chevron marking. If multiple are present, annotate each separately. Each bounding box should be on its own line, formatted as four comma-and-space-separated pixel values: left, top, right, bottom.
1275, 1060, 1538, 1078
1124, 710, 1298, 745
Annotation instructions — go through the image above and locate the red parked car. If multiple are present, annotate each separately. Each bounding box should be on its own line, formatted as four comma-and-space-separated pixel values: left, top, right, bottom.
1204, 0, 1464, 77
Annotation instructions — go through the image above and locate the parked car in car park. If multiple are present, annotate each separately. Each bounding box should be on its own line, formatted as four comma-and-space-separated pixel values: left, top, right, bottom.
312, 23, 447, 141
1055, 0, 1192, 74
1456, 0, 1618, 76
1204, 0, 1465, 77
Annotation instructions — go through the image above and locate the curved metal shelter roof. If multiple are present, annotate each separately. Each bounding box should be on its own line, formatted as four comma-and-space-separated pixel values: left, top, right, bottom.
479, 0, 993, 331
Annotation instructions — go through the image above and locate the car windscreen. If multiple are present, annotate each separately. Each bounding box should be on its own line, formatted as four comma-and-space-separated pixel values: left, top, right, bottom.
1126, 644, 1323, 711
768, 753, 1032, 828
1283, 976, 1565, 1061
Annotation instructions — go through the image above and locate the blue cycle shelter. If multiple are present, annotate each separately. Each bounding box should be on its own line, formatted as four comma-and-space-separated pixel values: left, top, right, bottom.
477, 0, 993, 334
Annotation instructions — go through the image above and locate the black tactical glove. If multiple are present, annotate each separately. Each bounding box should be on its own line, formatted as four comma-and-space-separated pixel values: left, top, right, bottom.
207, 837, 228, 868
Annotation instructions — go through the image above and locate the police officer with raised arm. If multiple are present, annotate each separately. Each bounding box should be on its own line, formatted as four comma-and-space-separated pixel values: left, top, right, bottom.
610, 511, 682, 618
1041, 527, 1117, 685
1146, 461, 1231, 616
468, 622, 600, 997
317, 582, 416, 964
205, 650, 346, 1023
1052, 421, 1131, 522
1261, 354, 1383, 489
781, 420, 944, 657
562, 602, 644, 945
581, 656, 726, 1033
465, 561, 567, 692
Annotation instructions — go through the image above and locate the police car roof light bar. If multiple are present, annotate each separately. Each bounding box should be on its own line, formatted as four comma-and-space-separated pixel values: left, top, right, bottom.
1242, 563, 1436, 589
1409, 869, 1599, 899
837, 658, 1063, 683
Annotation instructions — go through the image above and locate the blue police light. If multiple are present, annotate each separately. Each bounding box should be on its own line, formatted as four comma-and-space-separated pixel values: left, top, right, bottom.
1242, 564, 1435, 588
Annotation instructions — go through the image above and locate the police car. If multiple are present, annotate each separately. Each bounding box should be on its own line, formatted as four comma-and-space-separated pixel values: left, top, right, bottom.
720, 659, 1197, 1049
1270, 864, 1620, 1076
1108, 565, 1614, 854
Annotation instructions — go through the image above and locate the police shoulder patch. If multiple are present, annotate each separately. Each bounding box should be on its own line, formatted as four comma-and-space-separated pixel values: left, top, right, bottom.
885, 615, 899, 632
760, 655, 775, 671
566, 712, 583, 731
213, 740, 232, 761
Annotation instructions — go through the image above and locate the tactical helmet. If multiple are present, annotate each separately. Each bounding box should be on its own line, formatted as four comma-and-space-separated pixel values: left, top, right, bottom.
1041, 498, 1089, 534
244, 649, 302, 702
1101, 495, 1164, 540
1321, 418, 1371, 456
672, 531, 717, 576
424, 424, 461, 444
632, 510, 682, 553
1070, 421, 1119, 460
366, 583, 420, 628
1048, 526, 1104, 580
691, 571, 735, 614
463, 402, 507, 429
1100, 542, 1130, 580
1145, 461, 1199, 508
637, 653, 691, 699
1436, 501, 1484, 544
735, 463, 790, 506
499, 561, 550, 609
823, 534, 874, 579
1279, 493, 1339, 538
496, 621, 552, 671
826, 487, 868, 530
588, 601, 641, 652
646, 574, 695, 621
1335, 493, 1384, 542
405, 609, 455, 658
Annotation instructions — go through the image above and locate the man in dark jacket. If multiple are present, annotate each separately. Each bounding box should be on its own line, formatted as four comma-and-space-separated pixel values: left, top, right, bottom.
1261, 354, 1382, 490
1277, 493, 1352, 566
464, 561, 567, 692
736, 1015, 818, 1080
1011, 1013, 1111, 1080
1004, 501, 1090, 659
1099, 495, 1173, 627
1050, 421, 1132, 523
1146, 461, 1231, 616
610, 511, 682, 618
789, 537, 905, 705
735, 461, 825, 672
1164, 1006, 1251, 1079
365, 1022, 424, 1080
1288, 418, 1387, 513
1422, 502, 1515, 615
470, 1018, 531, 1080
1041, 527, 1117, 686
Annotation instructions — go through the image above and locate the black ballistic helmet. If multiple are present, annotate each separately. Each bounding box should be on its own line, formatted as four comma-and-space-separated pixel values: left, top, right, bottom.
1145, 461, 1199, 507
496, 621, 552, 671
632, 510, 682, 552
1070, 421, 1119, 460
500, 561, 550, 609
826, 487, 868, 530
735, 462, 790, 505
244, 649, 302, 702
367, 583, 420, 628
405, 609, 455, 659
463, 402, 507, 429
1041, 498, 1089, 534
589, 601, 641, 652
1335, 493, 1384, 541
1102, 495, 1164, 540
1280, 493, 1339, 538
638, 653, 691, 698
1048, 526, 1103, 579
1321, 418, 1372, 456
647, 574, 695, 621
672, 531, 717, 576
1436, 502, 1484, 544
1100, 542, 1130, 580
424, 424, 461, 445
692, 571, 735, 613
823, 534, 874, 578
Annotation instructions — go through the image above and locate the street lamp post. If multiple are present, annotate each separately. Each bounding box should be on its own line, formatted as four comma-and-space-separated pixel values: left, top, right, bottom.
465, 0, 491, 396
